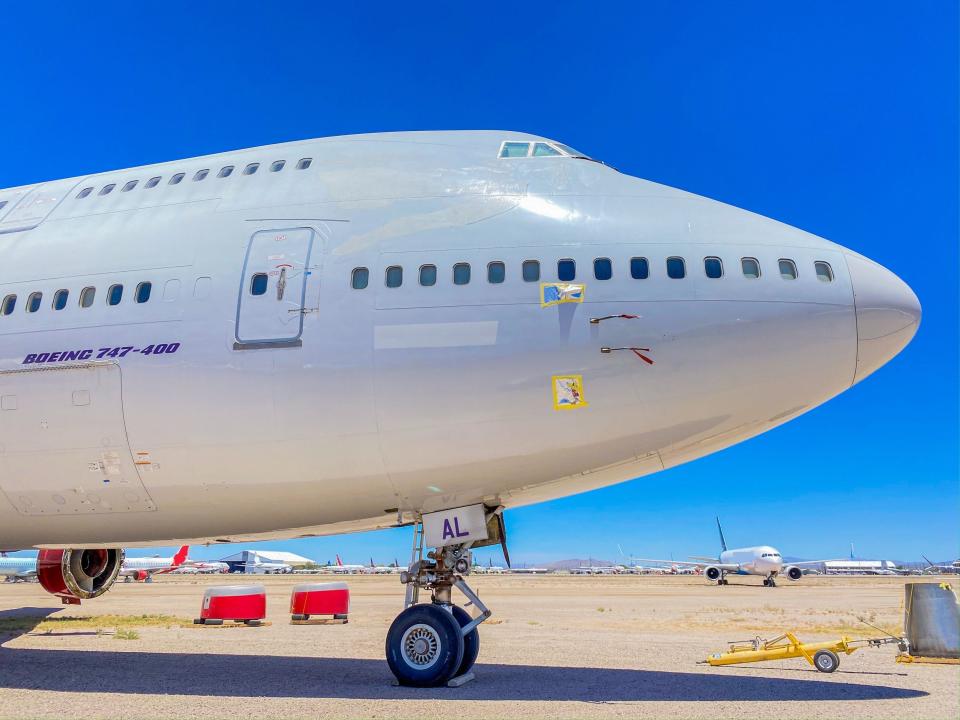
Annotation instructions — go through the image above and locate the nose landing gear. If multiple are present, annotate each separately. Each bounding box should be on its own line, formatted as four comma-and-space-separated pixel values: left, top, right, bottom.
762, 575, 778, 587
386, 517, 492, 687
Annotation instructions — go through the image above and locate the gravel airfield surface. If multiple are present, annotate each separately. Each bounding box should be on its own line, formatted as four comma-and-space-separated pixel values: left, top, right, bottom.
0, 574, 956, 719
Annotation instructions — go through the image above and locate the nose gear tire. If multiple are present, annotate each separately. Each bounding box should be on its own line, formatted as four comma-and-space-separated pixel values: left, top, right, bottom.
386, 603, 465, 687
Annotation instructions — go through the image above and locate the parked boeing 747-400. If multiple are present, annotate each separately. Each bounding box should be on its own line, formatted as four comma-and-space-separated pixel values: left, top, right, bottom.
0, 131, 920, 686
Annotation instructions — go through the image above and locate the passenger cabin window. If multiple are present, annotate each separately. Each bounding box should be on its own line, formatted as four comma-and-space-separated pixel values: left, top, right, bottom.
532, 142, 561, 157
270, 160, 285, 172
815, 261, 834, 282
250, 273, 268, 296
193, 169, 209, 182
99, 184, 115, 196
26, 292, 42, 313
107, 284, 124, 306
630, 257, 649, 279
558, 259, 576, 281
666, 256, 686, 279
385, 266, 403, 288
779, 259, 798, 280
704, 257, 723, 279
53, 289, 69, 310
296, 158, 312, 170
488, 261, 505, 284
243, 163, 259, 176
121, 180, 138, 192
135, 282, 152, 303
145, 177, 161, 188
419, 264, 437, 286
218, 166, 234, 178
453, 263, 471, 285
169, 173, 184, 185
741, 257, 760, 279
1, 294, 15, 315
522, 260, 540, 282
79, 287, 96, 308
499, 142, 530, 158
351, 267, 369, 290
76, 187, 93, 199
594, 257, 612, 280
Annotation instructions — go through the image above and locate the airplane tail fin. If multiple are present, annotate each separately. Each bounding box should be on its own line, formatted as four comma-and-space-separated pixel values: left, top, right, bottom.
336, 554, 343, 567
716, 516, 728, 553
922, 553, 935, 568
850, 542, 855, 560
172, 545, 189, 567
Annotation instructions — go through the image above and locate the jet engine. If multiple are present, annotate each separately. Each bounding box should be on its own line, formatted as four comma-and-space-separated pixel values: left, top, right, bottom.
784, 565, 803, 581
705, 566, 722, 581
37, 549, 123, 604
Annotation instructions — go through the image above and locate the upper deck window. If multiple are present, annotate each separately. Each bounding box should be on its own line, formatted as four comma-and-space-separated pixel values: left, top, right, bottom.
107, 284, 124, 306
499, 142, 530, 158
296, 158, 312, 170
218, 166, 234, 178
558, 259, 576, 281
169, 173, 185, 185
779, 259, 798, 280
488, 261, 505, 284
270, 160, 285, 172
243, 163, 259, 176
145, 176, 161, 188
53, 289, 69, 310
99, 184, 116, 196
351, 267, 369, 290
121, 180, 138, 192
26, 292, 42, 313
741, 257, 760, 279
1, 294, 15, 315
815, 261, 834, 282
193, 169, 209, 182
76, 187, 93, 199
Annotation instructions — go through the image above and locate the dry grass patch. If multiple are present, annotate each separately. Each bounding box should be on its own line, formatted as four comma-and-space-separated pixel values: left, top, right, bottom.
0, 613, 192, 635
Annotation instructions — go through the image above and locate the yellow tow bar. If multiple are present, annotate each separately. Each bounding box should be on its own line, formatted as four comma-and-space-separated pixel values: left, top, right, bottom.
705, 632, 907, 673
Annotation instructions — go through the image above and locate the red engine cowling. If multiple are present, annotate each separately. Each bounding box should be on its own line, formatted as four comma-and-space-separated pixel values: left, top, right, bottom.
37, 549, 124, 605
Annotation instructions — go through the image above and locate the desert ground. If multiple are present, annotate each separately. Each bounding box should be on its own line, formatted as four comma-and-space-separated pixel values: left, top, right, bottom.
0, 573, 956, 719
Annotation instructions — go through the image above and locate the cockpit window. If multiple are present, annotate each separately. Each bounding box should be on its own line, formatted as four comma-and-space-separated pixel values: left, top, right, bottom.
553, 142, 589, 158
499, 142, 530, 158
532, 143, 562, 157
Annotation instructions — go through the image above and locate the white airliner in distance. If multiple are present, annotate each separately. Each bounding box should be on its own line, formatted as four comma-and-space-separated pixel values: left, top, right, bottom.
636, 519, 830, 587
0, 554, 37, 581
120, 545, 189, 581
0, 130, 920, 686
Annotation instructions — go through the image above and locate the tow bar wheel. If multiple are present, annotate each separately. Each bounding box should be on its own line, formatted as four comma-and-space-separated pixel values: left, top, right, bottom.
814, 649, 840, 673
386, 603, 465, 687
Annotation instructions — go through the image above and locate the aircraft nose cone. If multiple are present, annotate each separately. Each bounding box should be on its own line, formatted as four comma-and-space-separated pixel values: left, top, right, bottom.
846, 253, 921, 384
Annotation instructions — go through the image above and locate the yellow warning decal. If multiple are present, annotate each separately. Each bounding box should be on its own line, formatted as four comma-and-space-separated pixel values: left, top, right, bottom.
552, 375, 588, 410
540, 282, 585, 307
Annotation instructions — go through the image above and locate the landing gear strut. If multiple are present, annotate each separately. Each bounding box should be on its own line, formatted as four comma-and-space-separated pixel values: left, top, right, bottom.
386, 515, 493, 687
763, 576, 777, 587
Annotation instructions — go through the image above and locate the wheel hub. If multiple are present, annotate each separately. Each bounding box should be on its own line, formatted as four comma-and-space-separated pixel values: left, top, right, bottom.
401, 623, 441, 669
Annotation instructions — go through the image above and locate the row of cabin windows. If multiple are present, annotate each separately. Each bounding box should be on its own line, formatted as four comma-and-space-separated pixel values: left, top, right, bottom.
1, 282, 153, 316
74, 158, 314, 199
348, 257, 835, 289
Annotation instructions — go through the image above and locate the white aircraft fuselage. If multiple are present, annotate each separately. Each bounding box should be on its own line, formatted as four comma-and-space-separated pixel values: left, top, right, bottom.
0, 131, 920, 552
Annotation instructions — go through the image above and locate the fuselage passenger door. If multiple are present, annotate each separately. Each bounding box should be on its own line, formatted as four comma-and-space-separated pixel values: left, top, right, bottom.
235, 227, 315, 349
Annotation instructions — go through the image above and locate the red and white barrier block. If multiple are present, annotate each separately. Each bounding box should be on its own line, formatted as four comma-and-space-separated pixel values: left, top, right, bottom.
290, 581, 350, 624
194, 584, 267, 626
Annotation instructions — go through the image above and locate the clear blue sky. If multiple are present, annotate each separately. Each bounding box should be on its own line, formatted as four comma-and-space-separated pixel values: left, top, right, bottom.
2, 3, 956, 564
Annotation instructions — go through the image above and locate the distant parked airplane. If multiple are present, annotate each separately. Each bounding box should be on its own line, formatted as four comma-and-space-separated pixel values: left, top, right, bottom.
0, 554, 37, 581
636, 518, 825, 587
120, 545, 189, 581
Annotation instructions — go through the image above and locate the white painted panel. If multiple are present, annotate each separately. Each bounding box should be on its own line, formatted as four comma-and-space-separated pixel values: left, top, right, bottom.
374, 321, 498, 349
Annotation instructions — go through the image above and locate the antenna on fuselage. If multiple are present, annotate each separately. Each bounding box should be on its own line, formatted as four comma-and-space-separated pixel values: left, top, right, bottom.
716, 516, 728, 553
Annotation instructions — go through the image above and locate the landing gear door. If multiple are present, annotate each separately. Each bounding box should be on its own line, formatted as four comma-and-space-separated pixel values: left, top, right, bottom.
235, 227, 315, 349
